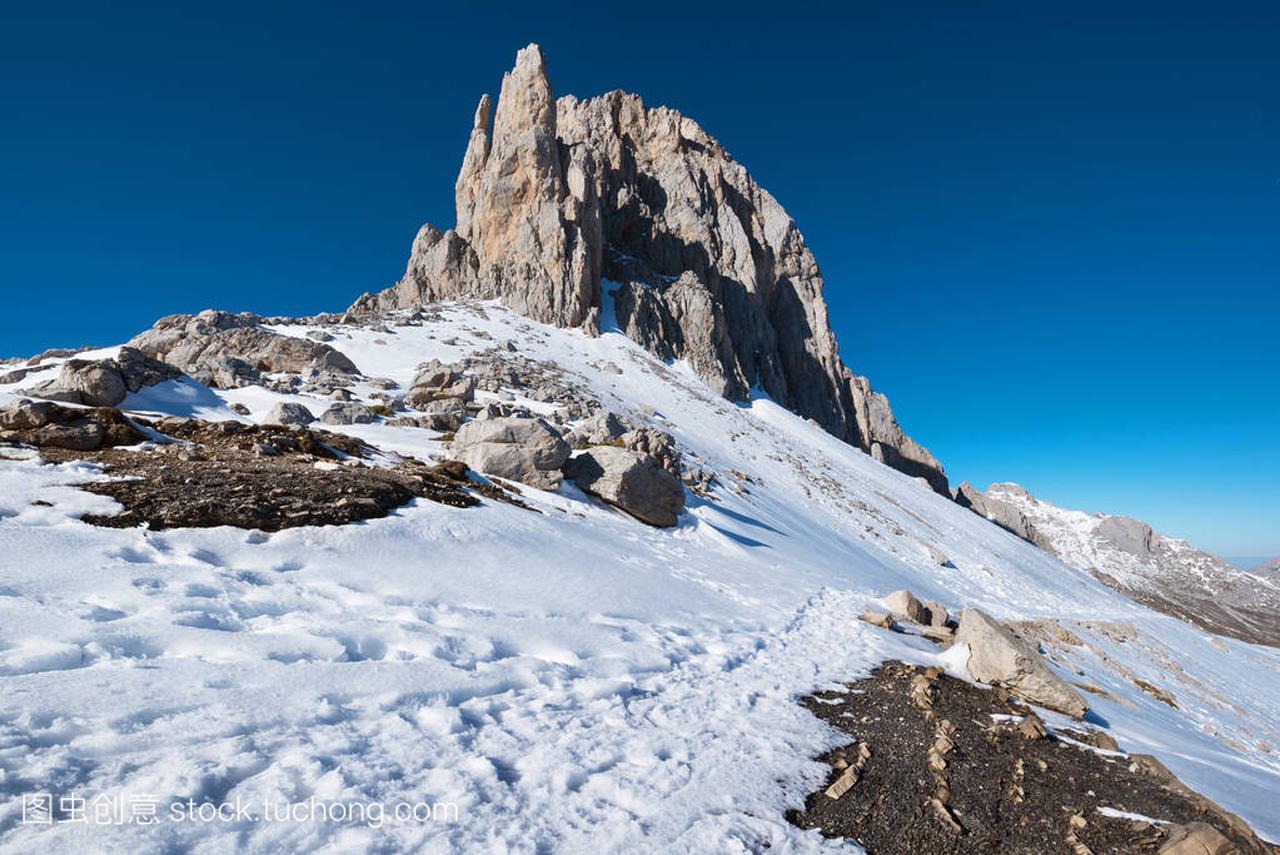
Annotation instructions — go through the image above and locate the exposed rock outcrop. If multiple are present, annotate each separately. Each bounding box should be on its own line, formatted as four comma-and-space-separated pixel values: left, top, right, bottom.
23, 347, 180, 407
349, 44, 947, 494
954, 481, 1057, 555
37, 418, 503, 531
128, 310, 359, 389
0, 399, 147, 451
788, 662, 1273, 854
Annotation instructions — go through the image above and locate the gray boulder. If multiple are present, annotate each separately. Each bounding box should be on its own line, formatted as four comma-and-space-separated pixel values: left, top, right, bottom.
418, 398, 467, 431
0, 402, 146, 451
956, 608, 1088, 718
621, 427, 681, 477
451, 416, 570, 489
264, 402, 317, 426
319, 402, 377, 425
114, 346, 181, 392
28, 422, 104, 451
566, 446, 686, 527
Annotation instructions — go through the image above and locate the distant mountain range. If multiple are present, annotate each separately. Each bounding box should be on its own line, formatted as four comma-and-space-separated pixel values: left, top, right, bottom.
957, 482, 1280, 647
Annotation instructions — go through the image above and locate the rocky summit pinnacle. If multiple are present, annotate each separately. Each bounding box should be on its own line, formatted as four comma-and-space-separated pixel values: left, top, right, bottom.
351, 44, 948, 493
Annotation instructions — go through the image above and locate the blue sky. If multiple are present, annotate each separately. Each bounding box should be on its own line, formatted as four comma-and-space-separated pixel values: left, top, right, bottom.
2, 2, 1276, 555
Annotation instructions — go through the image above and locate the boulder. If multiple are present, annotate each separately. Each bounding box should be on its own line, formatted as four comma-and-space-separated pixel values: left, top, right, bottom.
264, 402, 317, 426
64, 361, 128, 406
114, 346, 181, 392
473, 402, 509, 421
884, 589, 928, 624
566, 445, 686, 527
27, 421, 104, 451
956, 608, 1088, 718
1157, 822, 1234, 855
859, 612, 895, 630
319, 403, 377, 425
451, 416, 570, 489
25, 348, 179, 408
922, 600, 951, 628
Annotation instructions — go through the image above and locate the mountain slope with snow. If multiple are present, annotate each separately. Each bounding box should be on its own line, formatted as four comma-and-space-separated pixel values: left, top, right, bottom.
2, 303, 1278, 852
983, 483, 1280, 647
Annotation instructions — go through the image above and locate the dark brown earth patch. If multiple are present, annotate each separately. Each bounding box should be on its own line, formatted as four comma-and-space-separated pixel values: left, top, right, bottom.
787, 661, 1274, 854
37, 416, 531, 530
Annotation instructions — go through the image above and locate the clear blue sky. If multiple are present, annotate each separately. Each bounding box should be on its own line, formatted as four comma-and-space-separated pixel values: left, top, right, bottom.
2, 2, 1276, 555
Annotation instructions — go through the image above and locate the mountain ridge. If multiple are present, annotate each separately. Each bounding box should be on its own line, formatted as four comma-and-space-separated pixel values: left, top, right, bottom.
958, 481, 1280, 647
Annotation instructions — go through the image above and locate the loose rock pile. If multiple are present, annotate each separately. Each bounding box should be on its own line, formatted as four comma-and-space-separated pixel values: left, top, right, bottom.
127, 310, 360, 389
23, 347, 180, 407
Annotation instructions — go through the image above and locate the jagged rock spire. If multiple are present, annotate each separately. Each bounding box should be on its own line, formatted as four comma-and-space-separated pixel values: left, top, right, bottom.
351, 44, 948, 494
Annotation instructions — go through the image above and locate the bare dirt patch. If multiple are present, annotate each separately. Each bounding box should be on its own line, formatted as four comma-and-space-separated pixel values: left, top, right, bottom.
787, 661, 1273, 854
39, 417, 530, 530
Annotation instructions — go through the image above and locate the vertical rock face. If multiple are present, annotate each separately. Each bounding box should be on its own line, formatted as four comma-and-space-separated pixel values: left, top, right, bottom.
352, 44, 947, 494
381, 45, 601, 332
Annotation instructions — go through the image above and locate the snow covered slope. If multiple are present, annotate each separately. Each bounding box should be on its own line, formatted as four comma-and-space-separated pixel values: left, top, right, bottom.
2, 303, 1278, 852
984, 483, 1280, 647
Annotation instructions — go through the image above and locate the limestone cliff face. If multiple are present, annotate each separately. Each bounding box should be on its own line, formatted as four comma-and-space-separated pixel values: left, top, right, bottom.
352, 44, 947, 494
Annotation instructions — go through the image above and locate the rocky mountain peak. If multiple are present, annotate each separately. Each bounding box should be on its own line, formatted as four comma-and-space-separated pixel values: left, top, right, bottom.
352, 44, 947, 493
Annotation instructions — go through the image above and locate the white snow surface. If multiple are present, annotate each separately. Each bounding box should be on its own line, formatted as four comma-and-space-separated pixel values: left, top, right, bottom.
1, 303, 1277, 852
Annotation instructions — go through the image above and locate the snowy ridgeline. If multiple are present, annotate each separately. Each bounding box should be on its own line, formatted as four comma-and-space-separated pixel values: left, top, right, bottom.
1, 302, 1278, 852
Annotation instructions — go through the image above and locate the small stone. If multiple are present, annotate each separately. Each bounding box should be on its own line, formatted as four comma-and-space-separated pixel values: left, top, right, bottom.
859, 611, 895, 629
823, 766, 859, 800
1018, 712, 1048, 740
